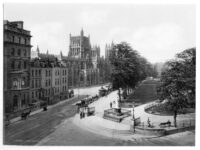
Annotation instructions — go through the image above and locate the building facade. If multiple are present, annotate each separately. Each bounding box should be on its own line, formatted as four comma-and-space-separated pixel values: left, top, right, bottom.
30, 58, 41, 107
4, 20, 32, 113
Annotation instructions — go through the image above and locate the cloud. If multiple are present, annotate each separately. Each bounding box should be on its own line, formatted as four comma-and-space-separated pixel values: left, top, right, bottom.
131, 23, 184, 63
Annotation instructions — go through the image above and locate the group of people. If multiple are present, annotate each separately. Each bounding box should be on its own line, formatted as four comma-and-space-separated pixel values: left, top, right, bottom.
79, 107, 88, 119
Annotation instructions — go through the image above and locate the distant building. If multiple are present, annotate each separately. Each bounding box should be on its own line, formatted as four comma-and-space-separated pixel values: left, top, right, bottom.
105, 41, 114, 60
66, 29, 100, 87
30, 58, 41, 108
4, 20, 32, 113
68, 29, 91, 59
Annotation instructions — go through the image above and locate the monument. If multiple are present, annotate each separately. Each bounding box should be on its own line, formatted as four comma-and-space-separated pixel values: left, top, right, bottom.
103, 88, 131, 122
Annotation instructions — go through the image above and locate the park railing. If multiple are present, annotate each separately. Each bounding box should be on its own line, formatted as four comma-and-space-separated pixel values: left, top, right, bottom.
144, 101, 160, 110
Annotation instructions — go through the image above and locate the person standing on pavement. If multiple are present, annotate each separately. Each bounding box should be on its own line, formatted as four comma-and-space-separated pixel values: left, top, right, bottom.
110, 102, 112, 108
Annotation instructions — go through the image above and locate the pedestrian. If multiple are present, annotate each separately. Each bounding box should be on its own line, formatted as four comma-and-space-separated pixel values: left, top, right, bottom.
110, 102, 112, 108
80, 111, 82, 119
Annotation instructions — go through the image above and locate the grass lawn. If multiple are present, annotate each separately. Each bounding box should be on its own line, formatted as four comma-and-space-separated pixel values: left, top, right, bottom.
145, 103, 195, 116
125, 79, 159, 104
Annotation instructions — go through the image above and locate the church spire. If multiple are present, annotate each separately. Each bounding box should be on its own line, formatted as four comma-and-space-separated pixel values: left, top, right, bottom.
81, 28, 84, 36
36, 45, 40, 53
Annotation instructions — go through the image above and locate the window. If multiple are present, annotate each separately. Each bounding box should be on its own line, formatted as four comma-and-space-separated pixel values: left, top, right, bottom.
22, 94, 25, 105
39, 70, 41, 75
11, 48, 15, 56
12, 36, 15, 42
12, 79, 18, 89
32, 80, 34, 88
32, 92, 34, 98
46, 70, 48, 77
18, 61, 21, 69
36, 70, 38, 76
22, 77, 25, 87
11, 61, 15, 70
32, 70, 34, 77
24, 49, 26, 56
18, 37, 21, 44
18, 49, 21, 56
36, 80, 38, 88
13, 95, 18, 107
24, 61, 27, 69
24, 38, 27, 45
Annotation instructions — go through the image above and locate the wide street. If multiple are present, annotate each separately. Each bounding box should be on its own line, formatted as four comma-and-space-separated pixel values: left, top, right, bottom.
4, 94, 87, 145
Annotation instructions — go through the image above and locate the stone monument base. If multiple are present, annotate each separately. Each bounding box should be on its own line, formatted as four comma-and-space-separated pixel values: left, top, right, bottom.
103, 108, 131, 122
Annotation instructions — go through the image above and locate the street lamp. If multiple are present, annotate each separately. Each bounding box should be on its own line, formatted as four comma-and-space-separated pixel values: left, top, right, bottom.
132, 104, 135, 133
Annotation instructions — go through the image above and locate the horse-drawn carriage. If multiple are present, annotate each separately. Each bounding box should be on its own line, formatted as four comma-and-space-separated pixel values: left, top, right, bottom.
21, 107, 32, 120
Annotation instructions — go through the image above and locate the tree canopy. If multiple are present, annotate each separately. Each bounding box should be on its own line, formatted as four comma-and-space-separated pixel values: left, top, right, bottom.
157, 47, 196, 126
109, 42, 157, 91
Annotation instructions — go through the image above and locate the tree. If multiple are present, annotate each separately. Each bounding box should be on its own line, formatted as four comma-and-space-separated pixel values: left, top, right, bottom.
109, 42, 156, 103
157, 48, 196, 127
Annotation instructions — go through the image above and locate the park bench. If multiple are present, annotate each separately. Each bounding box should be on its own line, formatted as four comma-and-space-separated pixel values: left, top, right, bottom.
159, 120, 171, 127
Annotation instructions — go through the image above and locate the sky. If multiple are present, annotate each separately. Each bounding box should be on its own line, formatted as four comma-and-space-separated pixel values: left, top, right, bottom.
3, 3, 195, 63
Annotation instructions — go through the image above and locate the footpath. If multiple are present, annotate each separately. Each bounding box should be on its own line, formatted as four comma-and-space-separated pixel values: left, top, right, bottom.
72, 90, 195, 139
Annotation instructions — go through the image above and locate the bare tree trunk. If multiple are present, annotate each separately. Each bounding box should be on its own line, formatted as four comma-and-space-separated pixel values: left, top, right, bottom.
174, 110, 177, 127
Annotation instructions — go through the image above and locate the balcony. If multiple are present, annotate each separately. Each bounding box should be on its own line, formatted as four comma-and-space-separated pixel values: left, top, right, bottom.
10, 87, 30, 91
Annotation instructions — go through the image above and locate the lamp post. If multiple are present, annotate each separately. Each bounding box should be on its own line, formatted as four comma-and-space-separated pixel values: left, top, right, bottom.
132, 104, 135, 133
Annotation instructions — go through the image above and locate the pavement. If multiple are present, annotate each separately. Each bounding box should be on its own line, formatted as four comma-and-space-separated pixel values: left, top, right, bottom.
72, 90, 195, 138
9, 95, 82, 124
